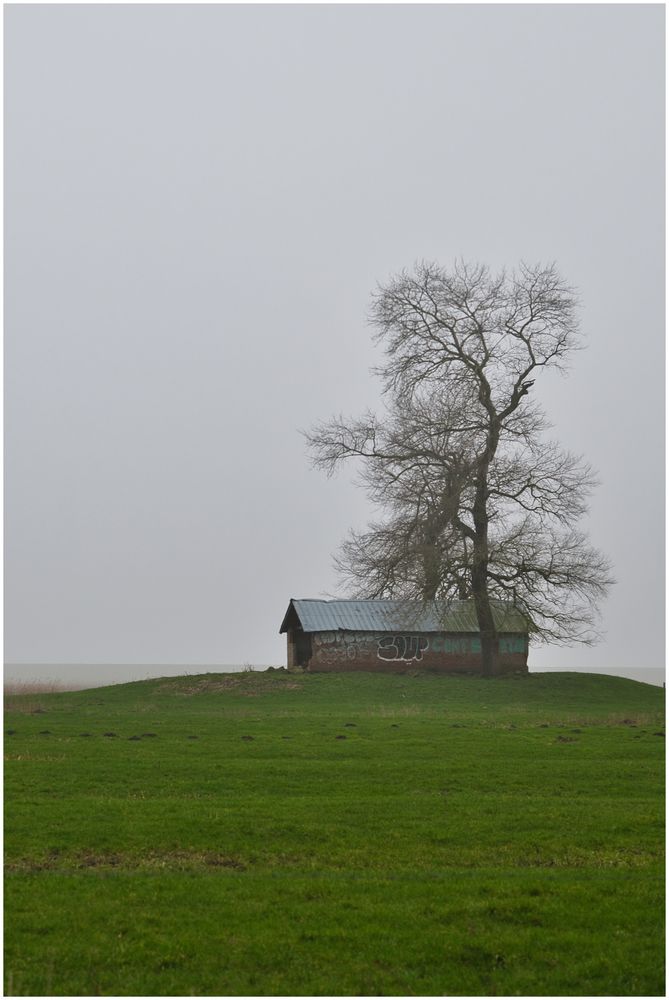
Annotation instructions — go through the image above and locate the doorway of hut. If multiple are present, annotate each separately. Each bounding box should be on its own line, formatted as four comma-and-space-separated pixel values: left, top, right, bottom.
295, 632, 312, 667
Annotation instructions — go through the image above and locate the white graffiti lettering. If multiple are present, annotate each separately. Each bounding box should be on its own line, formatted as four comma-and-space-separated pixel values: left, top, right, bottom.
377, 635, 429, 662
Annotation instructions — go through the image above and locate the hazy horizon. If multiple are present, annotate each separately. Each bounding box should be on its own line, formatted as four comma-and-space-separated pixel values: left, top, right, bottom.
4, 662, 665, 690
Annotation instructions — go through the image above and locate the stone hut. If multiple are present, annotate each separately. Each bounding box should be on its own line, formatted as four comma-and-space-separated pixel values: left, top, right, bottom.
279, 598, 530, 675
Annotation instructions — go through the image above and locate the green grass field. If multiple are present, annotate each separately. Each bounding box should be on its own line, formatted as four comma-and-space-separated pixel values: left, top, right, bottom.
4, 669, 665, 996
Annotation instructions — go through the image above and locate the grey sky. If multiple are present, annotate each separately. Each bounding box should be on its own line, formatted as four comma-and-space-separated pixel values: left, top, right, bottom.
5, 5, 664, 677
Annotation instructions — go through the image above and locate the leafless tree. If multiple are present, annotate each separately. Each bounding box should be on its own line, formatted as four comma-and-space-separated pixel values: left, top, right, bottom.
306, 260, 613, 675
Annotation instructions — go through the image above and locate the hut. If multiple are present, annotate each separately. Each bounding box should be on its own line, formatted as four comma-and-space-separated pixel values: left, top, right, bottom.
279, 598, 530, 675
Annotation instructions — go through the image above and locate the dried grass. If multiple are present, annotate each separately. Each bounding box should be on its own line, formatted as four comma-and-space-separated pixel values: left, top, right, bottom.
4, 680, 85, 695
4, 679, 85, 714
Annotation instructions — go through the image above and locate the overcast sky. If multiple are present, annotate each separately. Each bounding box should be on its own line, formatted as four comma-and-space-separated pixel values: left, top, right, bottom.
5, 4, 665, 680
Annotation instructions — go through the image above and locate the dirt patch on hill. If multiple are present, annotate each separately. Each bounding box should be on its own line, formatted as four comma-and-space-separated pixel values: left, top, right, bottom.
158, 675, 302, 697
6, 850, 247, 874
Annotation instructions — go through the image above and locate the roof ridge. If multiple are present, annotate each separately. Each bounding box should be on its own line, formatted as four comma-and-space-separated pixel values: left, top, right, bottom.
293, 597, 517, 606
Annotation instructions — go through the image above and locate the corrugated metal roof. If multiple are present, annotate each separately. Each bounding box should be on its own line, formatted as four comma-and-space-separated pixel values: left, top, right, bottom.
281, 598, 529, 634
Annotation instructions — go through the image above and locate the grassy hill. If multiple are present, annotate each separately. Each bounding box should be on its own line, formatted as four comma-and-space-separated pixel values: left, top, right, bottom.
4, 670, 665, 996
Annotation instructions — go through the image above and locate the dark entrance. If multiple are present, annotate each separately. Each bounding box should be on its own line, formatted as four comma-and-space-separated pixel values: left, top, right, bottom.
294, 631, 313, 667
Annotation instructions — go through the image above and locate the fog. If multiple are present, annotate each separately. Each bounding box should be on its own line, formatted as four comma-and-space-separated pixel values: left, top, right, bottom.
5, 5, 664, 680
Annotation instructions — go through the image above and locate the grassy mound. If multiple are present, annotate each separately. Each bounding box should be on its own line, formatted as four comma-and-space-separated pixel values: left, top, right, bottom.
5, 671, 665, 996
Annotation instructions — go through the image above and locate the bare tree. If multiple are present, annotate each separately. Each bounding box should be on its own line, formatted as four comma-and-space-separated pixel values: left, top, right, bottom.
306, 260, 613, 675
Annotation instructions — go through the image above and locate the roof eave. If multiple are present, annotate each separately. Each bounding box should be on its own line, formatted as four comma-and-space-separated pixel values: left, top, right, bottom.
278, 599, 298, 634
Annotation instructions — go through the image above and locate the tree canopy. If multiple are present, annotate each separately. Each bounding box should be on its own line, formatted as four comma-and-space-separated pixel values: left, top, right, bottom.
306, 260, 613, 675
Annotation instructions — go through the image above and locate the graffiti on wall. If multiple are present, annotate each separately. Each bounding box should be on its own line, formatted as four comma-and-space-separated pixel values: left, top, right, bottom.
312, 630, 377, 665
431, 635, 480, 654
311, 630, 527, 664
430, 635, 526, 655
499, 635, 527, 654
377, 635, 429, 662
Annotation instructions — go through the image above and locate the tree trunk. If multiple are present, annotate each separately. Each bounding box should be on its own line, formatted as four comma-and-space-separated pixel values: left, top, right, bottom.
421, 522, 441, 602
471, 438, 498, 677
472, 571, 497, 677
471, 559, 498, 676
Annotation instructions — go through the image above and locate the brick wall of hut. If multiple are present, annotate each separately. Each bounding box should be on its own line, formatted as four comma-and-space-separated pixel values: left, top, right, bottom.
287, 628, 528, 675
